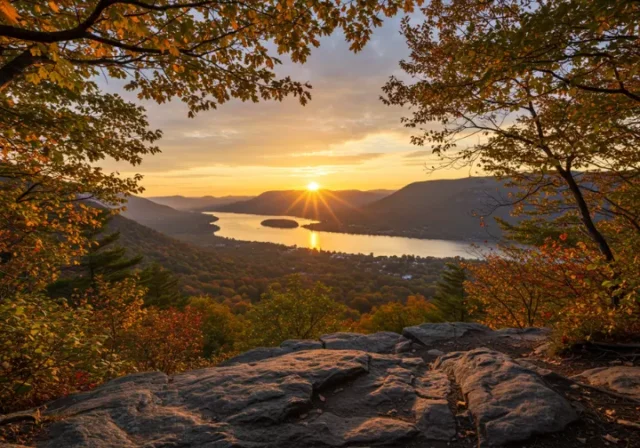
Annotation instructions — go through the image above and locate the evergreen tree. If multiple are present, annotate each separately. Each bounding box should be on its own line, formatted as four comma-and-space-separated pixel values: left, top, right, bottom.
139, 263, 184, 308
48, 214, 142, 298
431, 262, 470, 322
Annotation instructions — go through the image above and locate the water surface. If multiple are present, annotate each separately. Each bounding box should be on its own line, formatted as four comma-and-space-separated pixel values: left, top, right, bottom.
207, 212, 494, 259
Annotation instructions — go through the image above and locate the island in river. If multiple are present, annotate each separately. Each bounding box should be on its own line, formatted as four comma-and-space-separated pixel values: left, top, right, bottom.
261, 218, 299, 229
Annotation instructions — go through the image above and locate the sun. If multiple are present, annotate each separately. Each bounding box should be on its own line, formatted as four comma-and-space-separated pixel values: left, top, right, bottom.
307, 181, 320, 192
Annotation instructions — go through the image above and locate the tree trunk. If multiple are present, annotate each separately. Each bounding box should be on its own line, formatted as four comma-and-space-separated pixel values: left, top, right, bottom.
557, 167, 620, 307
557, 168, 615, 262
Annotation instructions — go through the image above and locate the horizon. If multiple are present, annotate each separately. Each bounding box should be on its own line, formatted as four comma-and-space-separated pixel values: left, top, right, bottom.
99, 16, 477, 197
141, 176, 493, 198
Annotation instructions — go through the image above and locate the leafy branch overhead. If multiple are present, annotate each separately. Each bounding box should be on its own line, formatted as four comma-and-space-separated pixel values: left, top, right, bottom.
0, 0, 420, 295
0, 0, 422, 113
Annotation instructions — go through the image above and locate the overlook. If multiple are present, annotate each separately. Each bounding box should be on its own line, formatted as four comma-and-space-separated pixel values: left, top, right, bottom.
1, 0, 638, 447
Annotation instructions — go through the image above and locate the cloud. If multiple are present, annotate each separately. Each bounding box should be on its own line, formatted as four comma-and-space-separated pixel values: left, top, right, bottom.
96, 15, 467, 195
404, 150, 432, 158
282, 152, 385, 166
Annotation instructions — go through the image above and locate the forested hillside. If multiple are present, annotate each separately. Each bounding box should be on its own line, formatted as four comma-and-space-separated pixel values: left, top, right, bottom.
121, 195, 219, 236
306, 177, 517, 240
109, 214, 453, 313
147, 195, 253, 211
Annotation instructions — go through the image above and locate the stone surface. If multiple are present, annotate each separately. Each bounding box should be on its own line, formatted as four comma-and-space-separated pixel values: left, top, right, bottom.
280, 339, 323, 351
30, 326, 587, 448
393, 336, 414, 354
320, 331, 402, 354
573, 366, 640, 399
221, 340, 322, 366
434, 348, 577, 446
402, 322, 492, 347
308, 414, 418, 446
515, 358, 556, 379
494, 327, 551, 341
413, 398, 457, 441
219, 346, 289, 366
39, 349, 453, 448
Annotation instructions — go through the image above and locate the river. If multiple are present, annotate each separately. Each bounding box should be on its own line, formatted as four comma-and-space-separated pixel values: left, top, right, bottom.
206, 212, 494, 259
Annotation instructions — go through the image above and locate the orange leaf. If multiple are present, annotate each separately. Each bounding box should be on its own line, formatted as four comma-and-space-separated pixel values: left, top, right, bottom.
0, 0, 19, 23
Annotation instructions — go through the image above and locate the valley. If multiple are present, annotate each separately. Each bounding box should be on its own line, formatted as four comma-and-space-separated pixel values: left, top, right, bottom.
108, 212, 457, 315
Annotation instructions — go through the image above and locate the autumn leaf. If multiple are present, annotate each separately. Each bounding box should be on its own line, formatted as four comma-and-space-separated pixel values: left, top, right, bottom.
0, 0, 19, 23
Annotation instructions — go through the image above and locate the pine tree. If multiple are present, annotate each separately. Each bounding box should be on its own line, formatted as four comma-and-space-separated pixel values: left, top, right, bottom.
431, 262, 470, 322
139, 263, 184, 308
47, 214, 142, 298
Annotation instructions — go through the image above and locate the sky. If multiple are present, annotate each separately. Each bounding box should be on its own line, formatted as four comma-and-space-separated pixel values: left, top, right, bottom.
99, 16, 468, 197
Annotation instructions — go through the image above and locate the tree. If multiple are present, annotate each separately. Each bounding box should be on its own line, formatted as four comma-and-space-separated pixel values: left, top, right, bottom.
48, 214, 143, 298
358, 295, 436, 334
431, 262, 471, 322
445, 0, 640, 103
189, 296, 244, 360
0, 0, 420, 102
382, 0, 640, 302
83, 276, 146, 364
0, 81, 159, 296
139, 262, 184, 308
245, 276, 345, 348
465, 240, 640, 342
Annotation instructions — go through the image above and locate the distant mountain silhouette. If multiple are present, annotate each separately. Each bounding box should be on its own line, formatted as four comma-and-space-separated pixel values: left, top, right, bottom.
147, 195, 253, 211
303, 177, 518, 240
126, 178, 517, 241
217, 189, 391, 221
122, 195, 219, 236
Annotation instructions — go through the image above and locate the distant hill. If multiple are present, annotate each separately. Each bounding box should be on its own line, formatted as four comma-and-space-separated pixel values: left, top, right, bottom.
146, 195, 253, 211
217, 189, 390, 221
121, 195, 219, 237
304, 177, 517, 240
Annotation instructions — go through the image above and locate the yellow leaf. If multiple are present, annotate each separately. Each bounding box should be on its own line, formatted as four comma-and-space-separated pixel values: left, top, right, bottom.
49, 1, 60, 13
0, 0, 19, 24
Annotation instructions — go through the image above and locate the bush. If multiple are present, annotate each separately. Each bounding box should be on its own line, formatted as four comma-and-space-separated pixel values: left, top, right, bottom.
124, 307, 206, 374
0, 294, 113, 413
358, 295, 437, 334
188, 296, 244, 361
466, 241, 640, 345
244, 276, 346, 348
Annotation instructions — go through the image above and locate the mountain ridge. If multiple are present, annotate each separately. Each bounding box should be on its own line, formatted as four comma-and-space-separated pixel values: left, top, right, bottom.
216, 189, 390, 221
121, 195, 219, 237
146, 195, 253, 211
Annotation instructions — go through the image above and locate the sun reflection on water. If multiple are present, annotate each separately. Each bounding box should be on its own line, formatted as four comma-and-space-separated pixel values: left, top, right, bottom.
309, 231, 320, 250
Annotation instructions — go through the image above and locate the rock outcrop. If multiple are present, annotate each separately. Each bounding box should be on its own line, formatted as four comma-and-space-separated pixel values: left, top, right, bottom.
23, 324, 584, 448
40, 350, 457, 448
435, 348, 577, 446
320, 331, 401, 353
573, 366, 640, 400
403, 322, 492, 346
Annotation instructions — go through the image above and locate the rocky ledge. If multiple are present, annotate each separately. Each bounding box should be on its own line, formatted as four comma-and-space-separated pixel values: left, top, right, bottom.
8, 323, 640, 447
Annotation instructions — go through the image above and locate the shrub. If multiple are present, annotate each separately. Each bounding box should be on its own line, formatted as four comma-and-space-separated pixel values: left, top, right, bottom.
244, 277, 345, 348
358, 295, 437, 334
466, 240, 640, 345
124, 307, 206, 374
188, 297, 244, 360
0, 294, 113, 413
